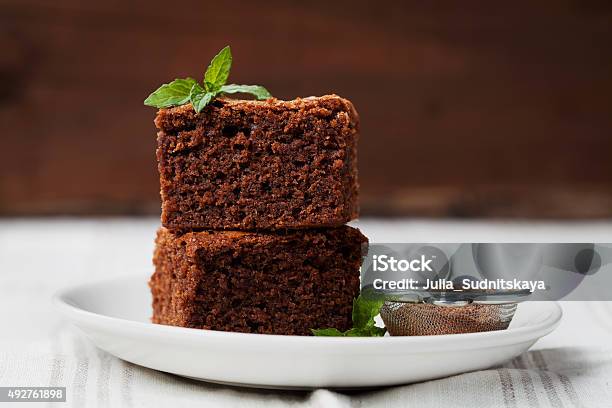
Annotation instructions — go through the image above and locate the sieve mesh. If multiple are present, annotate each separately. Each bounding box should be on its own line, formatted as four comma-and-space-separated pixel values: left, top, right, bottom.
380, 301, 517, 336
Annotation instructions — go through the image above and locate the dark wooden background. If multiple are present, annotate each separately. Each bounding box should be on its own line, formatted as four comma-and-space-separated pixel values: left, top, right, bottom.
2, 1, 612, 218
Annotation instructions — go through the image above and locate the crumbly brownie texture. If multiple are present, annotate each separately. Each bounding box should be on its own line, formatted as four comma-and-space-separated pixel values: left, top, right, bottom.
150, 226, 367, 335
155, 95, 359, 231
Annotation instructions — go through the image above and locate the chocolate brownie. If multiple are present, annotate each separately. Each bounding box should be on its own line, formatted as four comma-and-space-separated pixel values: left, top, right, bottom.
155, 95, 359, 231
150, 226, 367, 335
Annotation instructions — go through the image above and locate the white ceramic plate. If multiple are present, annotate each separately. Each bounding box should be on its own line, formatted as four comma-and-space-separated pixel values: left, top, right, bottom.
54, 275, 562, 389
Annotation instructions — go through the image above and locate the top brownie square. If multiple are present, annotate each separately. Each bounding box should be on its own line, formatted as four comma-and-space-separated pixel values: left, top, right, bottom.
155, 94, 359, 231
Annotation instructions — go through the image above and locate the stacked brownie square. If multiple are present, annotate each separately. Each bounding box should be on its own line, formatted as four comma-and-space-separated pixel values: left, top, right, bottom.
149, 95, 367, 335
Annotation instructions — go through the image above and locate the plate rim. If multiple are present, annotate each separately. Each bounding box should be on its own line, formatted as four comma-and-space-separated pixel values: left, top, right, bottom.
53, 274, 563, 351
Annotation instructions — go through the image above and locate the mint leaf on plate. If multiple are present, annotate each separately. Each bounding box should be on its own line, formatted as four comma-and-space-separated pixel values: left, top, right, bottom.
352, 296, 385, 330
311, 295, 387, 337
204, 46, 232, 92
144, 78, 197, 108
220, 84, 272, 100
345, 326, 386, 337
310, 328, 345, 336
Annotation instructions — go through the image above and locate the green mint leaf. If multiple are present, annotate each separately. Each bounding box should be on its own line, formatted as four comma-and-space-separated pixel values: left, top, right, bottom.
204, 46, 232, 92
344, 328, 367, 337
345, 326, 386, 337
368, 326, 387, 337
190, 82, 204, 96
193, 92, 215, 113
220, 84, 272, 100
311, 328, 346, 337
189, 84, 215, 113
352, 295, 385, 329
310, 295, 388, 337
144, 78, 197, 108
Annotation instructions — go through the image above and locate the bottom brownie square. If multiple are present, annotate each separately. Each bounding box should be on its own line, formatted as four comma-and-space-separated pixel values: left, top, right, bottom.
150, 226, 367, 335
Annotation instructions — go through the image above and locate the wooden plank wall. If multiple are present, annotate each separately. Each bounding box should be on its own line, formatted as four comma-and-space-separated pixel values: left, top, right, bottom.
1, 1, 612, 217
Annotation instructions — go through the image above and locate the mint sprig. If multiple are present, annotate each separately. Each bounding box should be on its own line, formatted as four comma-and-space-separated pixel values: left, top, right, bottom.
311, 295, 387, 337
144, 45, 272, 113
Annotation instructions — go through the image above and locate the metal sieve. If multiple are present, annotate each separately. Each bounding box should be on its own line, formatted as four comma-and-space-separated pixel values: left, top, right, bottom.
380, 300, 518, 336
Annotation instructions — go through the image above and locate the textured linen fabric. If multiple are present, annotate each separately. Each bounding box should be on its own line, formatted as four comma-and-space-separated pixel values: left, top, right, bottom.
0, 218, 611, 407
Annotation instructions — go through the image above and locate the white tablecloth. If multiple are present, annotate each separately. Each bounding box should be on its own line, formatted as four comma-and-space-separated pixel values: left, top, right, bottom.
1, 218, 611, 407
